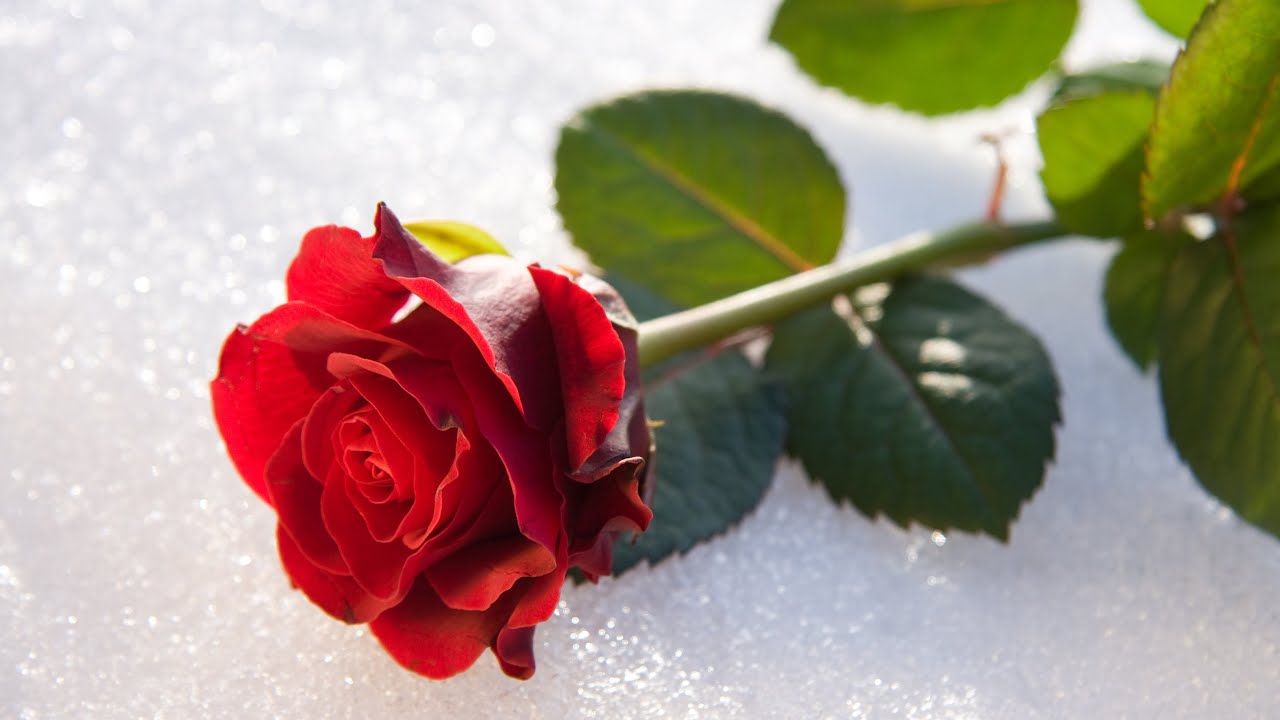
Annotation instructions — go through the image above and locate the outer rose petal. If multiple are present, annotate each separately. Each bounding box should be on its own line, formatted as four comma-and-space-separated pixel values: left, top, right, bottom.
286, 224, 410, 330
276, 524, 393, 624
267, 419, 347, 575
371, 203, 560, 430
565, 272, 651, 486
494, 625, 536, 680
568, 462, 652, 580
425, 535, 556, 611
213, 327, 320, 502
573, 463, 651, 541
369, 577, 516, 680
505, 557, 567, 629
528, 265, 626, 472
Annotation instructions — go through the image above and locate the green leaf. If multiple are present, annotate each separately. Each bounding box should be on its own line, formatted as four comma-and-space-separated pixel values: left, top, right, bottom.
1143, 0, 1280, 221
1050, 59, 1168, 104
555, 90, 845, 307
402, 220, 508, 263
1138, 0, 1210, 38
597, 276, 786, 576
764, 275, 1060, 539
611, 350, 787, 575
769, 0, 1078, 116
1038, 91, 1155, 237
1158, 204, 1280, 538
1103, 230, 1193, 372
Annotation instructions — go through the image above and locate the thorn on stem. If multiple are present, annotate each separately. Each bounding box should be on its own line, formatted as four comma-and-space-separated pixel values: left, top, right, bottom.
979, 131, 1012, 223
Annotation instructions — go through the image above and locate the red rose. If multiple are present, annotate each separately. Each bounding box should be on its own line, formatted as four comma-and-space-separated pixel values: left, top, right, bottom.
211, 204, 652, 679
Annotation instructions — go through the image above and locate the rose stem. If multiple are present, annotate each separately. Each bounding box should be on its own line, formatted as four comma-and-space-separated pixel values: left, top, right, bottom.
635, 219, 1065, 369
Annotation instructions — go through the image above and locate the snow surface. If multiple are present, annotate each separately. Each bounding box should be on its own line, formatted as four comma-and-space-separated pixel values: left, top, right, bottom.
5, 0, 1279, 717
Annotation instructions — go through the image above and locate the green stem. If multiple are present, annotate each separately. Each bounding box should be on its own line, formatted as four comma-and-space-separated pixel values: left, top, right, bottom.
636, 219, 1065, 368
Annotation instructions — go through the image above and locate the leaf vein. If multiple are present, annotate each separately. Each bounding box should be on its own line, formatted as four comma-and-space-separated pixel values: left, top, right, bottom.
850, 304, 996, 526
586, 125, 815, 274
1226, 71, 1280, 198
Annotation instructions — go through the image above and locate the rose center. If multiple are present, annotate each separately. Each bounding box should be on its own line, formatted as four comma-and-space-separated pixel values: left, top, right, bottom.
360, 451, 392, 483
337, 414, 406, 504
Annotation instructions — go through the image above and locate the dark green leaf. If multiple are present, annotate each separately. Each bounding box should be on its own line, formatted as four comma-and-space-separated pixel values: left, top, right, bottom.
764, 275, 1060, 539
611, 351, 787, 575
1138, 0, 1210, 38
402, 220, 508, 262
1103, 230, 1194, 371
769, 0, 1077, 116
1158, 204, 1280, 538
555, 90, 845, 307
1143, 0, 1280, 221
1038, 91, 1155, 237
1050, 59, 1168, 104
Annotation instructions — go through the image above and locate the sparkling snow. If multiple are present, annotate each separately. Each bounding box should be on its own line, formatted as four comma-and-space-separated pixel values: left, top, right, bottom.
5, 1, 1278, 717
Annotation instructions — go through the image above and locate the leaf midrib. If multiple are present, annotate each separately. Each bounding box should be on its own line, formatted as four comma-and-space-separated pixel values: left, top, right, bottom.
586, 125, 816, 274
848, 303, 999, 530
1226, 71, 1280, 198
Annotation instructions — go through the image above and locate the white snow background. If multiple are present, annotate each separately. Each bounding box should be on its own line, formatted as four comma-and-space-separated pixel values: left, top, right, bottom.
4, 0, 1279, 717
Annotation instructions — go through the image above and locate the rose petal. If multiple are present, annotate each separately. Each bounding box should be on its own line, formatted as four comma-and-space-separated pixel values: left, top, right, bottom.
326, 353, 467, 432
245, 301, 418, 358
564, 272, 651, 487
567, 462, 652, 579
320, 461, 413, 600
390, 444, 535, 607
211, 302, 416, 500
212, 325, 326, 503
372, 203, 560, 430
427, 357, 564, 554
343, 478, 412, 543
422, 439, 509, 548
493, 625, 536, 680
425, 535, 557, 611
369, 577, 517, 680
572, 460, 651, 540
488, 564, 569, 679
300, 382, 362, 489
276, 524, 392, 624
569, 532, 614, 582
505, 560, 567, 629
528, 265, 628, 473
265, 419, 347, 575
286, 224, 410, 331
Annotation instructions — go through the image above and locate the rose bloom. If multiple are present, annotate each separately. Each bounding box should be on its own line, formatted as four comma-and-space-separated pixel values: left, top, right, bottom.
211, 204, 652, 679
